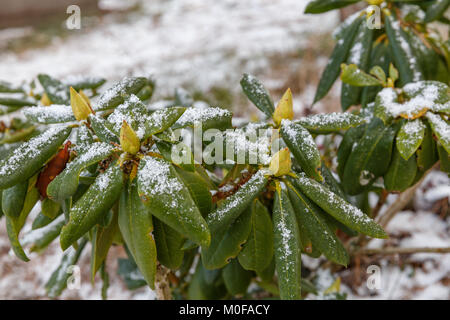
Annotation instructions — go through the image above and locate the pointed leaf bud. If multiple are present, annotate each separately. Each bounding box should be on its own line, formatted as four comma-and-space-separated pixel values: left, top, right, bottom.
269, 147, 292, 177
273, 88, 293, 126
120, 120, 140, 155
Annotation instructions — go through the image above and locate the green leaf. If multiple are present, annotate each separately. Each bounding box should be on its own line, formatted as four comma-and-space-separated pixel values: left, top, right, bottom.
286, 182, 349, 266
22, 214, 65, 252
137, 156, 210, 246
88, 114, 119, 143
304, 0, 360, 14
341, 19, 374, 110
370, 66, 387, 85
384, 11, 423, 86
136, 83, 155, 101
396, 119, 426, 160
288, 173, 387, 239
47, 142, 115, 201
256, 258, 275, 283
273, 183, 302, 300
175, 166, 212, 217
153, 218, 184, 270
156, 140, 195, 172
222, 259, 252, 296
41, 198, 61, 219
46, 238, 87, 298
32, 211, 56, 230
91, 210, 119, 283
416, 121, 438, 172
172, 106, 232, 131
341, 64, 383, 87
295, 112, 365, 134
361, 42, 391, 108
313, 15, 363, 104
337, 124, 366, 179
384, 147, 417, 192
5, 183, 39, 262
206, 170, 268, 234
60, 163, 124, 250
280, 120, 322, 181
118, 180, 157, 287
95, 77, 147, 111
238, 199, 274, 272
0, 125, 72, 189
438, 143, 450, 175
142, 107, 186, 140
240, 73, 274, 118
389, 63, 399, 83
201, 204, 252, 270
320, 163, 358, 237
424, 0, 450, 22
342, 118, 397, 195
426, 112, 450, 154
2, 180, 28, 218
38, 74, 70, 104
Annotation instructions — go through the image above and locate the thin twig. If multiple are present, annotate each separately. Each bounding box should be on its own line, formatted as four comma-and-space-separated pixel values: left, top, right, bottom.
356, 247, 450, 256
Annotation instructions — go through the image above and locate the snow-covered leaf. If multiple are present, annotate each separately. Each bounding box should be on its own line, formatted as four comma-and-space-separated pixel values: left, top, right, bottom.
240, 73, 274, 118
23, 105, 76, 124
137, 156, 210, 246
47, 142, 115, 201
281, 119, 322, 181
0, 126, 72, 189
273, 182, 301, 300
60, 163, 123, 250
206, 170, 268, 234
289, 173, 387, 239
295, 112, 365, 134
396, 119, 426, 160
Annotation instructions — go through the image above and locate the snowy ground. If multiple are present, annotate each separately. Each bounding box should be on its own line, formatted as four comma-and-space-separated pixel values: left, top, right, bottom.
0, 0, 338, 97
0, 0, 448, 300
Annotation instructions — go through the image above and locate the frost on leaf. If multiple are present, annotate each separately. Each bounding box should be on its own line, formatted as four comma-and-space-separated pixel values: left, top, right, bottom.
296, 112, 365, 132
23, 105, 75, 124
224, 122, 271, 165
376, 82, 448, 122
